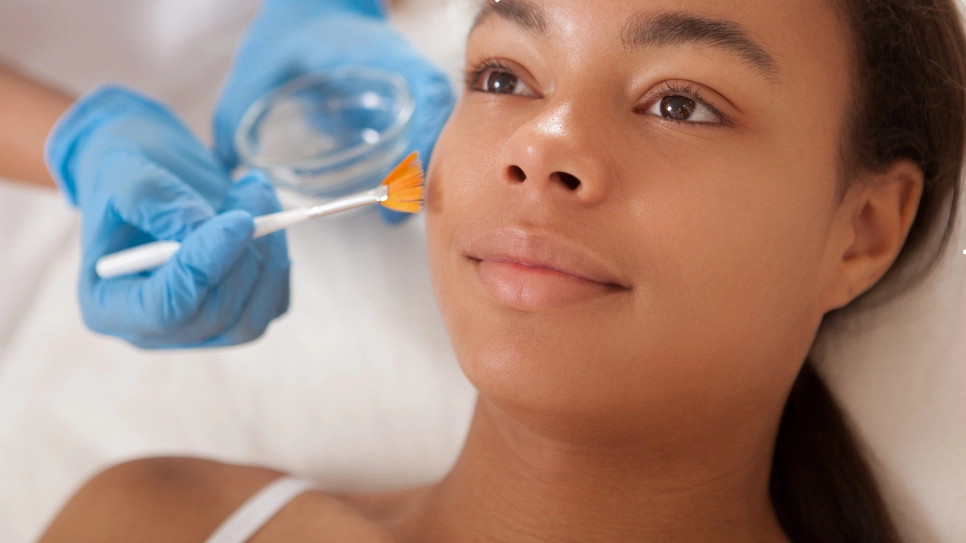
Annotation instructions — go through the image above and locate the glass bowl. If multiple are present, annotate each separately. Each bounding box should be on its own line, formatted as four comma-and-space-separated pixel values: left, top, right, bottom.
235, 68, 415, 198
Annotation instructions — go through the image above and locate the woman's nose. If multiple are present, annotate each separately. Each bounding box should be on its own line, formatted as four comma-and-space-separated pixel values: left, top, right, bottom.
497, 101, 614, 205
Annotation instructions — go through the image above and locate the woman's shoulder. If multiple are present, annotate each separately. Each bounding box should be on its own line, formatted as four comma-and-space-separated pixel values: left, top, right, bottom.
38, 456, 397, 543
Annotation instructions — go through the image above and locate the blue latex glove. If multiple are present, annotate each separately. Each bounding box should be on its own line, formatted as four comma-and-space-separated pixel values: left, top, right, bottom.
213, 0, 455, 224
46, 86, 290, 348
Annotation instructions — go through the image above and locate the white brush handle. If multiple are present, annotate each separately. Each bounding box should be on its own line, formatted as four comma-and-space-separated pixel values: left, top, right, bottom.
95, 186, 387, 279
95, 241, 183, 279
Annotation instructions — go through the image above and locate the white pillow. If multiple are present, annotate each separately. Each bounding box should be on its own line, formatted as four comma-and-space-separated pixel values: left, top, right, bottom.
812, 189, 966, 540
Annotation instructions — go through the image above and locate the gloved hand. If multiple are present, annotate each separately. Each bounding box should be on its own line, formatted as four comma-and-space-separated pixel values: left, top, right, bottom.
46, 86, 290, 348
213, 0, 455, 224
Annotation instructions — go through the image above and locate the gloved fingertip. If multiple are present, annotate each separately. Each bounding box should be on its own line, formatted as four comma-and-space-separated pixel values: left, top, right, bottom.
212, 101, 240, 168
207, 209, 257, 248
214, 138, 240, 172
235, 168, 272, 188
379, 205, 412, 225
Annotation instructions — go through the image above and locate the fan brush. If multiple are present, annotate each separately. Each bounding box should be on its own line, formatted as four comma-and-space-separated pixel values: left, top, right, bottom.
96, 152, 425, 279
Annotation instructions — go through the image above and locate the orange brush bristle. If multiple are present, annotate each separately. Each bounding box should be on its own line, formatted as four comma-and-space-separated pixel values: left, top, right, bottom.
380, 151, 425, 214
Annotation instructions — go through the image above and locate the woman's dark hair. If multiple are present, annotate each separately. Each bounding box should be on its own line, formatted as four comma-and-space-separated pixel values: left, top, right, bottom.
771, 1, 966, 542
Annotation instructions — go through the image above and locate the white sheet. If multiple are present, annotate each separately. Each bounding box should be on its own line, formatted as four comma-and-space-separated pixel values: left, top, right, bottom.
0, 182, 75, 356
0, 1, 964, 542
813, 211, 966, 541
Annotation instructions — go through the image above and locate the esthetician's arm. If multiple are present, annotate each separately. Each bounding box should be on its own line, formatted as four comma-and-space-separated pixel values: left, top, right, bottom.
0, 63, 73, 187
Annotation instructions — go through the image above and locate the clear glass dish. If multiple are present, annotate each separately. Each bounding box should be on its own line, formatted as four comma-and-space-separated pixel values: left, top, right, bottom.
235, 68, 415, 198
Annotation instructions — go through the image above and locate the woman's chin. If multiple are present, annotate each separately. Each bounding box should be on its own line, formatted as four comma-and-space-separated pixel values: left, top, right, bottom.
454, 335, 634, 422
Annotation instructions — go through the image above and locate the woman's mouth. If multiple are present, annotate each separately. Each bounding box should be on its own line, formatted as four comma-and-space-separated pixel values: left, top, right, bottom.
464, 227, 631, 311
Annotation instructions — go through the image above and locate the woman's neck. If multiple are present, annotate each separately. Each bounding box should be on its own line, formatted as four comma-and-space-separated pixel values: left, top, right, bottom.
389, 397, 790, 543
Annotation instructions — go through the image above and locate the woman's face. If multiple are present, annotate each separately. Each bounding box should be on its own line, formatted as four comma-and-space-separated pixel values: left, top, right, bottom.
427, 0, 854, 432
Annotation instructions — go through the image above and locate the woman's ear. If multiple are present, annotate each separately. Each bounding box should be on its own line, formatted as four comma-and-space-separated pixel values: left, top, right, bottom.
820, 159, 924, 311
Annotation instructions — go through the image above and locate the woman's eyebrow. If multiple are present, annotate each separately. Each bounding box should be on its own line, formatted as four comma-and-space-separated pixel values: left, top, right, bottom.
471, 0, 549, 35
471, 1, 781, 84
622, 11, 782, 82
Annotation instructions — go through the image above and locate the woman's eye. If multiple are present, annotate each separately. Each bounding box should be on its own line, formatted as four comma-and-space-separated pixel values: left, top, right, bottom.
646, 94, 721, 124
477, 69, 535, 97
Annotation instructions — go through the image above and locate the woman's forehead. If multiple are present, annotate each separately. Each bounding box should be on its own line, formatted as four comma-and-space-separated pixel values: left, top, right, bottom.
471, 0, 845, 84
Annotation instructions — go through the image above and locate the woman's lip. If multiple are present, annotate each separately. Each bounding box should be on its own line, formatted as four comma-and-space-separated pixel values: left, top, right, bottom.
464, 227, 631, 310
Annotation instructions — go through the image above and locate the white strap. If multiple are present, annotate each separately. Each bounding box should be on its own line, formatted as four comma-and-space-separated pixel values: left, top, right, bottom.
204, 476, 314, 543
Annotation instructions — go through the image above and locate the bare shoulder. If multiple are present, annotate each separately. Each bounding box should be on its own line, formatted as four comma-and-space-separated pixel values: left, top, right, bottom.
38, 457, 283, 543
37, 457, 395, 543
